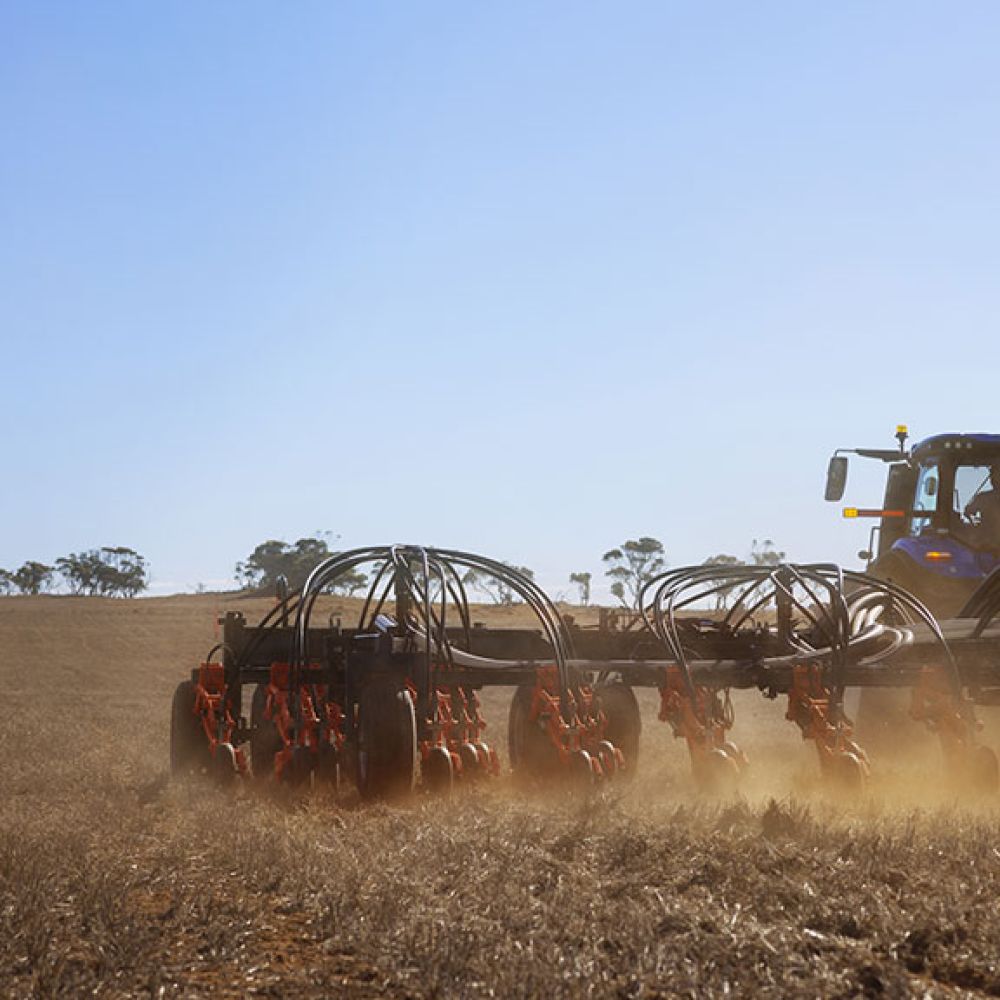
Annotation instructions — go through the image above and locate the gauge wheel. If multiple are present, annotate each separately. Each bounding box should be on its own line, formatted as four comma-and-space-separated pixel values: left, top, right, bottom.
595, 681, 642, 773
250, 683, 283, 782
508, 684, 559, 777
356, 677, 417, 801
170, 680, 208, 775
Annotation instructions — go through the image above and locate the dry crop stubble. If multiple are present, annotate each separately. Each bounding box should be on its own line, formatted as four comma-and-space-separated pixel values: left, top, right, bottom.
2, 594, 1000, 997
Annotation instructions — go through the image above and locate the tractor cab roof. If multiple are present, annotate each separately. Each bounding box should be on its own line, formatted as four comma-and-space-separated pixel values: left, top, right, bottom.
911, 433, 1000, 463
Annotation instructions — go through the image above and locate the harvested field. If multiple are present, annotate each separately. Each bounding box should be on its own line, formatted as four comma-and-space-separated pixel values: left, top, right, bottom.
2, 594, 1000, 998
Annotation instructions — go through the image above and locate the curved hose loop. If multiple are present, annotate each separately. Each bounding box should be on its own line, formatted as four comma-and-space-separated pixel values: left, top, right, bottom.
662, 566, 763, 701
638, 564, 754, 702
842, 569, 965, 702
388, 545, 436, 724
435, 548, 572, 658
439, 559, 474, 650
204, 642, 237, 665
643, 563, 936, 712
294, 547, 390, 669
384, 547, 455, 671
434, 547, 576, 719
233, 588, 306, 671
773, 563, 859, 710
725, 571, 782, 632
357, 556, 394, 630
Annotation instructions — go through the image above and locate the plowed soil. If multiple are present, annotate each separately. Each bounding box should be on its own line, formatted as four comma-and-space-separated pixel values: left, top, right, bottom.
2, 594, 999, 998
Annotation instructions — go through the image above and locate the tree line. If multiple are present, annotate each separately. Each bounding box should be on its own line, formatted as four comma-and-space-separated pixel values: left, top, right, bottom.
235, 534, 786, 610
0, 547, 149, 597
235, 536, 535, 604
570, 536, 785, 609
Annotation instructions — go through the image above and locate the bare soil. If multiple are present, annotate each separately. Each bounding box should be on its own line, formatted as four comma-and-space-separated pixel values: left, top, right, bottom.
2, 594, 999, 998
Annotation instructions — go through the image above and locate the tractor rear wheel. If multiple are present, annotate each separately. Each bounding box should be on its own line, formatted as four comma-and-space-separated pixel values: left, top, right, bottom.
170, 680, 208, 775
356, 677, 417, 801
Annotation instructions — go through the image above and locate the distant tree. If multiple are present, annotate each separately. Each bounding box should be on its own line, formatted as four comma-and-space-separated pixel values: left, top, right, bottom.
56, 551, 104, 595
235, 535, 366, 595
569, 571, 592, 606
235, 540, 289, 590
701, 554, 745, 610
602, 537, 666, 609
12, 561, 55, 596
462, 563, 535, 606
0, 569, 13, 595
330, 568, 369, 596
99, 547, 149, 597
56, 548, 149, 597
751, 539, 786, 567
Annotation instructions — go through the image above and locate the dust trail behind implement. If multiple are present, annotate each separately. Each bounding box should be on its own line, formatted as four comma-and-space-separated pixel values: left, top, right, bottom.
1, 593, 998, 997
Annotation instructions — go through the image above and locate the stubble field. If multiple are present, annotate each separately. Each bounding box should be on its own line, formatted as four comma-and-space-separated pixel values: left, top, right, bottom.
2, 593, 1000, 998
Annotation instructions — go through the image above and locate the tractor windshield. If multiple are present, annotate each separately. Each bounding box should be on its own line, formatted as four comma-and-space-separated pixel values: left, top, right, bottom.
954, 462, 1000, 550
955, 465, 993, 519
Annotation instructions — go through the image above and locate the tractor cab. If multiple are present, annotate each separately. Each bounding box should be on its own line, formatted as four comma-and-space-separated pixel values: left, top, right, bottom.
825, 427, 1000, 615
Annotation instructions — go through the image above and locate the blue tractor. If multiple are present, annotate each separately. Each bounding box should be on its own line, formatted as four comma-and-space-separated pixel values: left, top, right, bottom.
825, 426, 1000, 616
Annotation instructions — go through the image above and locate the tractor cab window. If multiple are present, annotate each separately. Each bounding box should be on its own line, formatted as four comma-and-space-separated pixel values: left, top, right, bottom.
954, 463, 1000, 549
910, 462, 939, 536
955, 464, 993, 521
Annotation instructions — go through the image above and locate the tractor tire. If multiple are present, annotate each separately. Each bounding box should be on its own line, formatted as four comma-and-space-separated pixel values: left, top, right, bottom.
170, 680, 208, 775
356, 677, 417, 801
595, 681, 642, 773
250, 683, 283, 782
507, 684, 559, 778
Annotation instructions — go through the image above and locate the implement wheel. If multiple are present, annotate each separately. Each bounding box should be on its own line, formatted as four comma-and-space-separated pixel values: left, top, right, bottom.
508, 684, 559, 778
213, 742, 238, 785
170, 680, 208, 775
356, 677, 417, 801
833, 751, 867, 795
595, 681, 641, 773
971, 745, 999, 794
250, 683, 283, 782
422, 746, 454, 794
694, 747, 740, 795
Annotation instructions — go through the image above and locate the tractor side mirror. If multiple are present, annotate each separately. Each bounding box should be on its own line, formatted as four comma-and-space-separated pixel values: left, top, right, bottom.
825, 456, 848, 502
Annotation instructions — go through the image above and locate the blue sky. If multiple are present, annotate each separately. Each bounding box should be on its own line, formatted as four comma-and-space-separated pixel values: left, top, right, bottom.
2, 2, 999, 598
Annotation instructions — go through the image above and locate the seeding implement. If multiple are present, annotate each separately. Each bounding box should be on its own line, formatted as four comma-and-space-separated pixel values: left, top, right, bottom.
170, 546, 1000, 798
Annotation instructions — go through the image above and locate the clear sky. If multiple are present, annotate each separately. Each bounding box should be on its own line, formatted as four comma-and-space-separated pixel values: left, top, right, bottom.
3, 2, 1000, 599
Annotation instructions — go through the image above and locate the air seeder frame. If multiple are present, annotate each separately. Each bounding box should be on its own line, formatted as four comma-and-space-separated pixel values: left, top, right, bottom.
170, 546, 1000, 799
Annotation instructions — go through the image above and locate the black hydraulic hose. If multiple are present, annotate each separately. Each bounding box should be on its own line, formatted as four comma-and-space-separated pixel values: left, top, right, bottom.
358, 557, 394, 630
436, 548, 575, 719
233, 589, 305, 671
842, 569, 963, 701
